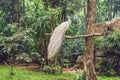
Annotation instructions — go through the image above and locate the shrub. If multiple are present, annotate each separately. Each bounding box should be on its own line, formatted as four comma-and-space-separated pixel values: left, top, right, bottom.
42, 65, 62, 74
0, 25, 38, 63
94, 31, 120, 76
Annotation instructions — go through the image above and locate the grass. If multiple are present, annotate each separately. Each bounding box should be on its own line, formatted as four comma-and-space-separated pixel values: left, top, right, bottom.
0, 66, 78, 80
0, 66, 120, 80
99, 76, 120, 80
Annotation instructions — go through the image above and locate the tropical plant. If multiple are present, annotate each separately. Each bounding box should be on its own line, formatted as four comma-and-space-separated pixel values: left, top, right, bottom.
95, 31, 120, 75
0, 25, 37, 63
42, 65, 62, 74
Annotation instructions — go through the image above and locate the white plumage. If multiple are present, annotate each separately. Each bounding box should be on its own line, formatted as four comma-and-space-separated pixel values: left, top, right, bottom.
48, 18, 71, 60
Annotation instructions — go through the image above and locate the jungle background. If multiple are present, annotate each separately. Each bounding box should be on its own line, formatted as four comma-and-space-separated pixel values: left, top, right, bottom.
0, 0, 120, 80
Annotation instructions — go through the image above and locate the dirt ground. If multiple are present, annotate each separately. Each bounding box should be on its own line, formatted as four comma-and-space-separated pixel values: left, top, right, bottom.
15, 64, 83, 74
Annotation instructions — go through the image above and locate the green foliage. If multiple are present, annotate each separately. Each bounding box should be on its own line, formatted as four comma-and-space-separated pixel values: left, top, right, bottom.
96, 0, 108, 22
99, 76, 120, 80
0, 28, 35, 53
0, 0, 12, 23
95, 31, 120, 76
95, 32, 120, 55
63, 59, 70, 67
114, 0, 120, 10
16, 53, 32, 63
0, 26, 37, 62
42, 65, 62, 74
99, 59, 116, 76
0, 0, 63, 63
42, 65, 53, 74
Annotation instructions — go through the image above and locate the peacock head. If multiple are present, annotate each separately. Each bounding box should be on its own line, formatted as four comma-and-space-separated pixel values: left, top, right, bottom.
67, 16, 71, 23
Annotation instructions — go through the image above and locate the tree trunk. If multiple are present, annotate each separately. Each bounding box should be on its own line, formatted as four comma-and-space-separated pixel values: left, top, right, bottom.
84, 0, 98, 80
43, 37, 48, 65
60, 1, 67, 69
11, 0, 21, 24
108, 0, 112, 21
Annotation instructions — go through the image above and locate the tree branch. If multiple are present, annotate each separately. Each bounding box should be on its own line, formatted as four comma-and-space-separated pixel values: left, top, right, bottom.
45, 33, 103, 39
65, 33, 103, 39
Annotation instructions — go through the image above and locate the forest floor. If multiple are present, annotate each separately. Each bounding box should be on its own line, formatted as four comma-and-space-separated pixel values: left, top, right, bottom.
14, 64, 120, 80
15, 63, 81, 74
0, 65, 120, 80
1, 62, 79, 73
0, 63, 120, 80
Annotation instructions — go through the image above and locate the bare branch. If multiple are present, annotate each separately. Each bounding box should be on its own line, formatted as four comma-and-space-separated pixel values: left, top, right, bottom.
45, 33, 103, 39
65, 33, 103, 39
45, 33, 52, 36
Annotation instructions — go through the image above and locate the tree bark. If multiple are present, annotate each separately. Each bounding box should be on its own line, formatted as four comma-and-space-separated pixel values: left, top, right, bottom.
11, 0, 21, 24
43, 36, 48, 65
84, 0, 98, 80
108, 0, 112, 21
